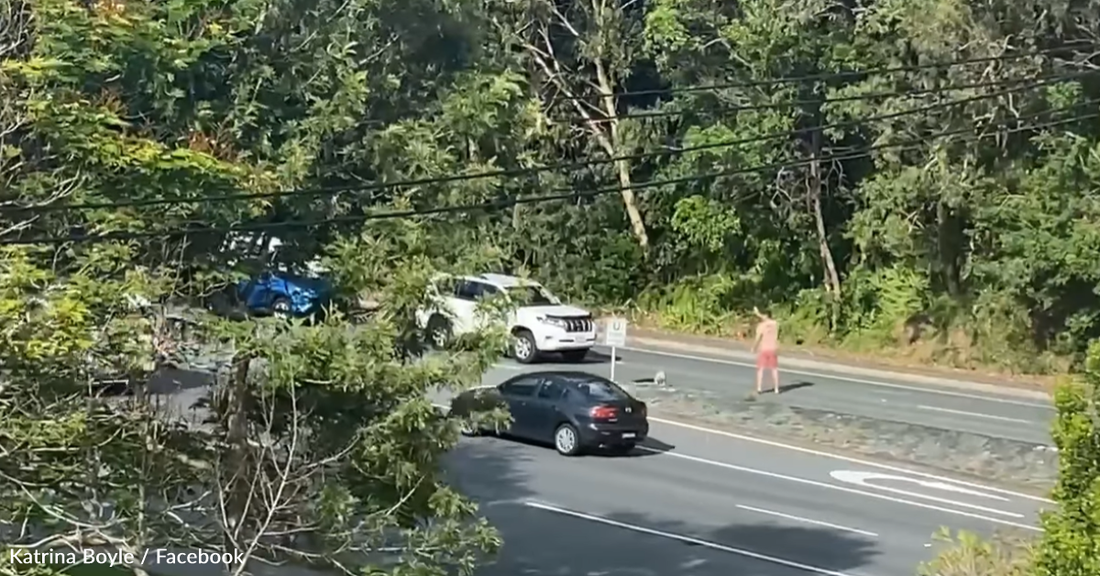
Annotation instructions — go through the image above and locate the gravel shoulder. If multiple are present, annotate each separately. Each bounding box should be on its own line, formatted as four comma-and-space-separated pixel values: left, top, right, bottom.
622, 380, 1058, 495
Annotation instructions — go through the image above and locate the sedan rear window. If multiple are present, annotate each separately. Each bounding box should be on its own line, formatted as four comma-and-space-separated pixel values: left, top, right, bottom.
570, 378, 630, 401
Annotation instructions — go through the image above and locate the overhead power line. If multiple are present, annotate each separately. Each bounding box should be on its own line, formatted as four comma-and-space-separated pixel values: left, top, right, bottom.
5, 70, 1092, 215
558, 42, 1098, 101
598, 73, 1091, 123
3, 106, 1094, 246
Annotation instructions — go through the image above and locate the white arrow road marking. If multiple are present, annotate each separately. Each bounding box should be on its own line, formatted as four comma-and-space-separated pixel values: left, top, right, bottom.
919, 480, 1010, 498
830, 470, 1022, 518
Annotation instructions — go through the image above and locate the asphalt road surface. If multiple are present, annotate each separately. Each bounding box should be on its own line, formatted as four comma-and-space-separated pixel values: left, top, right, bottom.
483, 345, 1055, 446
150, 363, 1048, 576
445, 416, 1050, 576
151, 334, 1055, 576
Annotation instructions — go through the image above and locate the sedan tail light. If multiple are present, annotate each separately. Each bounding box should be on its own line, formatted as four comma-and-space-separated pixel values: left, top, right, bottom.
590, 406, 618, 420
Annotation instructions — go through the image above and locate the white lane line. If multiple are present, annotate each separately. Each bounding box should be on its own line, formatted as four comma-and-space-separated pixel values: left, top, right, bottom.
735, 504, 878, 538
648, 448, 1023, 519
437, 399, 1053, 505
635, 446, 1041, 532
613, 344, 1052, 409
646, 415, 1055, 504
917, 404, 1034, 424
491, 363, 523, 371
524, 500, 873, 576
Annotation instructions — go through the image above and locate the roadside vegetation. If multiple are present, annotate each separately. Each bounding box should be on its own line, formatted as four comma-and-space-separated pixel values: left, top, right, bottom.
2, 0, 1100, 575
918, 344, 1100, 576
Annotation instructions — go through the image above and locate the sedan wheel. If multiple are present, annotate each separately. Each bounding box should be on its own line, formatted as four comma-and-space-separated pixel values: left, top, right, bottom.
554, 423, 581, 456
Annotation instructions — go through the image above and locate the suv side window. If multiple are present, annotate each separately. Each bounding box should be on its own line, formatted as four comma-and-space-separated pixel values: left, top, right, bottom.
477, 283, 502, 300
433, 277, 459, 298
454, 280, 483, 301
499, 376, 542, 398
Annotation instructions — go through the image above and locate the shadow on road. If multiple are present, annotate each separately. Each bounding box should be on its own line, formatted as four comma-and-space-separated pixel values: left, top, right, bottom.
608, 510, 879, 574
445, 434, 881, 576
638, 436, 675, 453
480, 502, 880, 576
148, 366, 216, 394
545, 349, 618, 365
470, 432, 676, 459
778, 381, 814, 394
445, 438, 537, 505
93, 366, 215, 397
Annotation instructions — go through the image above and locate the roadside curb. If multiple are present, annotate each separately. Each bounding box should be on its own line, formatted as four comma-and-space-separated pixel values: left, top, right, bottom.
612, 333, 1052, 403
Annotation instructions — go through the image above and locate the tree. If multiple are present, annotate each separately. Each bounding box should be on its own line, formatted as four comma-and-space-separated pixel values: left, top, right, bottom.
918, 339, 1100, 576
509, 0, 652, 251
0, 0, 515, 575
1032, 340, 1100, 576
0, 232, 509, 576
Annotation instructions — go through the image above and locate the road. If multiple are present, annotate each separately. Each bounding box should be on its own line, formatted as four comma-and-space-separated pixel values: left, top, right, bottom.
167, 306, 1054, 444
482, 345, 1055, 446
435, 344, 1055, 576
445, 414, 1050, 576
155, 333, 1056, 575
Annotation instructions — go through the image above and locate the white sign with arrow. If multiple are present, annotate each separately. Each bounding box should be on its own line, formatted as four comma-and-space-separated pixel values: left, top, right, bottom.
829, 470, 1022, 518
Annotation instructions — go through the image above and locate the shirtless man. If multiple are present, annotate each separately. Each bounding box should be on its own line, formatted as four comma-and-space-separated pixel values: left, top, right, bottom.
751, 306, 780, 394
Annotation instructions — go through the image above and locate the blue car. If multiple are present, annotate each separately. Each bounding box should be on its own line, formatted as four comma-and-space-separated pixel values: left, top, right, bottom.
236, 270, 332, 319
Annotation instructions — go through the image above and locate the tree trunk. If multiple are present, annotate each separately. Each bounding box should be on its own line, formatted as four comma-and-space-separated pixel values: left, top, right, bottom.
524, 0, 649, 252
936, 200, 962, 296
222, 351, 254, 553
808, 130, 842, 325
590, 0, 648, 252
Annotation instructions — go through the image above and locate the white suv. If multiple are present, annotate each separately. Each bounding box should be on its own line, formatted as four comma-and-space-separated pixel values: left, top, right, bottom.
417, 273, 596, 363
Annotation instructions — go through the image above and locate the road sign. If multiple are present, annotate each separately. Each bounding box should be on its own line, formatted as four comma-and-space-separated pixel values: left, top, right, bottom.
604, 317, 628, 347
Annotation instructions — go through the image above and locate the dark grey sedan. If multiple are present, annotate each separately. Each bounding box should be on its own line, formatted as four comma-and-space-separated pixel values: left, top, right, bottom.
449, 370, 649, 456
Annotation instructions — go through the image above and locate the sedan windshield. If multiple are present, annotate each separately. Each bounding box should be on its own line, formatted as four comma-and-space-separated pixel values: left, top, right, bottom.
567, 377, 630, 401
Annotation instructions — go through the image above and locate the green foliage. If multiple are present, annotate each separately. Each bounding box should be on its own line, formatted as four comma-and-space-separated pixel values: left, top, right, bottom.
918, 529, 1033, 576
1032, 343, 1100, 576
2, 0, 1097, 382
636, 274, 740, 334
5, 0, 1100, 573
1, 0, 516, 574
923, 339, 1100, 576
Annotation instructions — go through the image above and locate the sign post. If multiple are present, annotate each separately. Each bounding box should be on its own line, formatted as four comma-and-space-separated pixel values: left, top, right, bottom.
603, 317, 628, 381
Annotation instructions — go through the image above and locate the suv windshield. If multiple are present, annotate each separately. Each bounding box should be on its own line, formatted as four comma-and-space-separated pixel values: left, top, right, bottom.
507, 285, 556, 306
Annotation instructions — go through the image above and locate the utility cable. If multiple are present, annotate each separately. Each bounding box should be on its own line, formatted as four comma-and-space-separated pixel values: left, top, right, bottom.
598, 72, 1093, 123
555, 42, 1097, 101
4, 70, 1092, 215
3, 107, 1093, 246
297, 45, 1100, 130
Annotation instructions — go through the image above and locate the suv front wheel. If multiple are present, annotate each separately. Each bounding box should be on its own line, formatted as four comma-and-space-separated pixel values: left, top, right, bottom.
512, 329, 539, 364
